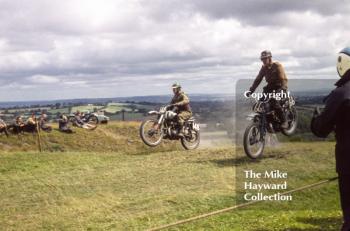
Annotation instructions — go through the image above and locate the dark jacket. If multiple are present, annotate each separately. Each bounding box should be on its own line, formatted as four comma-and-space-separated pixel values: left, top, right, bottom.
171, 91, 192, 112
250, 62, 288, 93
311, 70, 350, 174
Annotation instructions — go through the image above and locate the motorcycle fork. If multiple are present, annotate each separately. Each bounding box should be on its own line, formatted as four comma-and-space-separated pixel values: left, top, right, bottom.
259, 114, 267, 141
183, 123, 191, 136
153, 115, 164, 130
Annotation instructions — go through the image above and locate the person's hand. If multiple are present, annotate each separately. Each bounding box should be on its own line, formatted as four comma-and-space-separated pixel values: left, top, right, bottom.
166, 104, 173, 110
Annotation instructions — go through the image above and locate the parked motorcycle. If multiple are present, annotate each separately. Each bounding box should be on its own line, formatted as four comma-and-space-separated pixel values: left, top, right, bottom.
68, 112, 98, 130
243, 96, 298, 159
140, 105, 200, 149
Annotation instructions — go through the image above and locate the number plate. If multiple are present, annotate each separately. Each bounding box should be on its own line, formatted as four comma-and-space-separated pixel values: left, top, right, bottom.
192, 122, 200, 131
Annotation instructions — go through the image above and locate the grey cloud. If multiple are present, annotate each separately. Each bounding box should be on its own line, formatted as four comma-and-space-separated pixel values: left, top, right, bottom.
0, 0, 348, 101
148, 0, 350, 26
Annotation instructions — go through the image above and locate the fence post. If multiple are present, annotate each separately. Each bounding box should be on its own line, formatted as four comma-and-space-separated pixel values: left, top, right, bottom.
36, 118, 43, 152
122, 109, 125, 121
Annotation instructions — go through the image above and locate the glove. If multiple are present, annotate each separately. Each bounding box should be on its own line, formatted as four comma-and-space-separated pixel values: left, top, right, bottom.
166, 104, 174, 110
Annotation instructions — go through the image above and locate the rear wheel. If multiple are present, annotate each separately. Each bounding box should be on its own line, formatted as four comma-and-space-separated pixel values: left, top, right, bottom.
243, 122, 265, 159
140, 119, 163, 147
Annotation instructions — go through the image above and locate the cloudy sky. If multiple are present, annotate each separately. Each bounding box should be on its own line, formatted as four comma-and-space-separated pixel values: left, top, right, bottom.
0, 0, 349, 101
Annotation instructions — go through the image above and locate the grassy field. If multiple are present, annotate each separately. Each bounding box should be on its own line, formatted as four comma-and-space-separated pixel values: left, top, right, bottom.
70, 105, 104, 113
102, 103, 133, 114
178, 142, 341, 231
0, 122, 343, 230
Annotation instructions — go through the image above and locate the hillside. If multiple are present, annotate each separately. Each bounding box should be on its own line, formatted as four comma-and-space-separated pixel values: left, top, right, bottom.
0, 122, 178, 153
0, 122, 343, 230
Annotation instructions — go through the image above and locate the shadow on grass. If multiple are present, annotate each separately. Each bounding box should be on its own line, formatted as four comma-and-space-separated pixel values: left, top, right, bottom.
128, 146, 181, 156
194, 150, 290, 168
253, 216, 342, 231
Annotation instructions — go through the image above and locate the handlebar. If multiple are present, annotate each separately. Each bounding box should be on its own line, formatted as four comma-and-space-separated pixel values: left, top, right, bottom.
247, 95, 272, 103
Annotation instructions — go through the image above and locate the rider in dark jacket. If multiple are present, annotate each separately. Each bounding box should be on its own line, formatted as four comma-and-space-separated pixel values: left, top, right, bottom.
248, 50, 289, 129
311, 47, 350, 231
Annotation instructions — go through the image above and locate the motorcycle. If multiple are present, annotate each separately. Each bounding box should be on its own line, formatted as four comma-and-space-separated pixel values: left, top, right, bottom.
68, 112, 98, 130
243, 96, 298, 159
140, 105, 200, 150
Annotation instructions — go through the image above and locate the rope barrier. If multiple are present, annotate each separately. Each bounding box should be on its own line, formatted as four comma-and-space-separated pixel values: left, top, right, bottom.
147, 177, 338, 231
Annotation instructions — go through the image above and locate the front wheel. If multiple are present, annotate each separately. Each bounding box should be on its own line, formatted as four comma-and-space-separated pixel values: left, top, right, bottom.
181, 128, 200, 150
140, 119, 163, 147
281, 107, 298, 136
85, 115, 98, 130
243, 122, 265, 159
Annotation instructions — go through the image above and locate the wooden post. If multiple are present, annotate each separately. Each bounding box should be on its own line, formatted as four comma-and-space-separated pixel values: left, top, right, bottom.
36, 117, 43, 152
122, 109, 125, 121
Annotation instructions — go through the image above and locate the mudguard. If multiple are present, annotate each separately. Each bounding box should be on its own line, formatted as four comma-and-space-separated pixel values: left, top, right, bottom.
148, 110, 159, 115
246, 113, 259, 121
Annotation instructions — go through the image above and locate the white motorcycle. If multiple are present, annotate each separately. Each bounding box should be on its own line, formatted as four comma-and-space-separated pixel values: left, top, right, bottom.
140, 105, 200, 150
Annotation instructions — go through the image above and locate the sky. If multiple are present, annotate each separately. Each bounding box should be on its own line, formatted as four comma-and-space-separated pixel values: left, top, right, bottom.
0, 0, 349, 101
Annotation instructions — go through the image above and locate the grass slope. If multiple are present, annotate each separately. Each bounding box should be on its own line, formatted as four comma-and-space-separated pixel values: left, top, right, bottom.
0, 149, 234, 230
176, 142, 342, 231
0, 122, 177, 153
0, 122, 343, 230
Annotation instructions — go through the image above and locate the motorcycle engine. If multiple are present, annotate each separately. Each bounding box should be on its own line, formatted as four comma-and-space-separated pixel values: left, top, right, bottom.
165, 111, 177, 120
166, 127, 178, 138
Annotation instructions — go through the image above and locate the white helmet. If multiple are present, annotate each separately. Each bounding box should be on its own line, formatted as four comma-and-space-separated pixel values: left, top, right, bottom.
337, 47, 350, 78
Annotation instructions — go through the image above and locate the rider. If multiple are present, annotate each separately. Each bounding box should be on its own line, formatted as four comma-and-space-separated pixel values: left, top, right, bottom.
26, 113, 36, 125
39, 112, 52, 131
15, 116, 25, 128
169, 83, 192, 136
58, 113, 70, 132
311, 47, 350, 231
74, 110, 85, 127
26, 113, 37, 132
247, 50, 289, 129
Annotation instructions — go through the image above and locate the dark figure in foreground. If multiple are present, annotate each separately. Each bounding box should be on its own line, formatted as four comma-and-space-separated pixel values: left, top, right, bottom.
311, 47, 350, 231
247, 50, 289, 128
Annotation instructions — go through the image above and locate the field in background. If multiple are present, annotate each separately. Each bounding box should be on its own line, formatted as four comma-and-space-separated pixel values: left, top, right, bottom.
0, 121, 343, 230
0, 102, 156, 124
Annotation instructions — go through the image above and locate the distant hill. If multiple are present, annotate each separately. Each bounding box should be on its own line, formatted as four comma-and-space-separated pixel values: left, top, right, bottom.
0, 93, 234, 108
